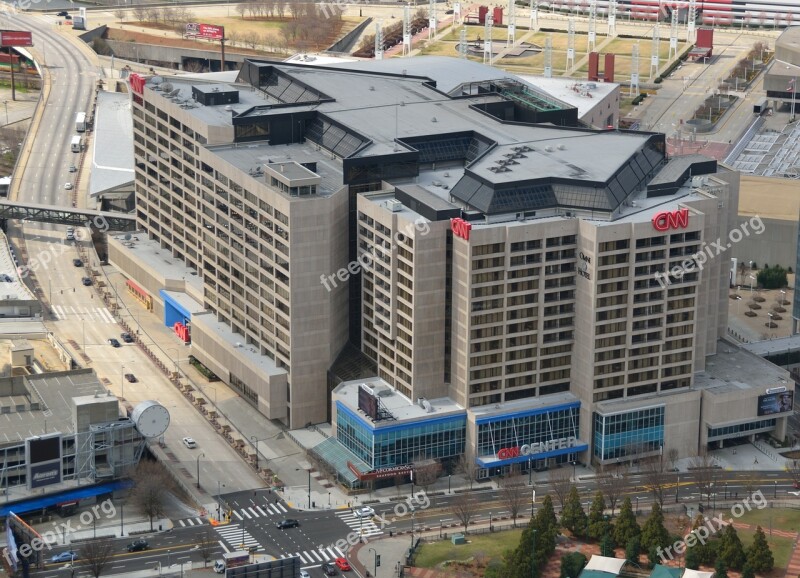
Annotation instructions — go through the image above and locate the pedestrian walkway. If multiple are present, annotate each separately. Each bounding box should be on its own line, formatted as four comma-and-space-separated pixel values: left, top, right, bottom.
214, 523, 263, 552
786, 534, 800, 578
730, 521, 797, 540
175, 516, 205, 527
230, 503, 288, 521
335, 510, 383, 538
279, 546, 347, 568
51, 304, 116, 323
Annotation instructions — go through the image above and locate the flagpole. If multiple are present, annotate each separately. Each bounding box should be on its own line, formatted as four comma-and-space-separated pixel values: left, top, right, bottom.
793, 76, 796, 122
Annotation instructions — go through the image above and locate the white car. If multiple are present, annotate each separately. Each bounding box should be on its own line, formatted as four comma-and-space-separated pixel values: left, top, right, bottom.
64, 182, 73, 190
353, 506, 375, 518
182, 437, 197, 449
300, 571, 310, 578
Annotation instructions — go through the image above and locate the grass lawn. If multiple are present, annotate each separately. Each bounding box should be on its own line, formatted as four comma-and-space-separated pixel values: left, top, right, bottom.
736, 528, 795, 569
415, 529, 523, 568
737, 507, 800, 534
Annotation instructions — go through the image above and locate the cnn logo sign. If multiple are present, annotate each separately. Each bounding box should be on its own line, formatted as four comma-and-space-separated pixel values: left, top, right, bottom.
451, 217, 472, 241
652, 208, 689, 232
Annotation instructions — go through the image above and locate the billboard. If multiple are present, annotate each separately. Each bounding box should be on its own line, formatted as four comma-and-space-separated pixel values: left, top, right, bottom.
757, 391, 794, 416
185, 23, 224, 41
0, 31, 32, 47
26, 434, 62, 490
29, 462, 61, 489
358, 385, 378, 420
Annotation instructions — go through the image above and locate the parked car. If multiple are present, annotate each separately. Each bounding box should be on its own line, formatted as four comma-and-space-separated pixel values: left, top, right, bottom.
322, 562, 338, 575
81, 277, 92, 286
353, 506, 375, 518
108, 338, 121, 348
64, 14, 71, 19
50, 551, 78, 563
68, 165, 77, 172
125, 373, 137, 383
72, 258, 82, 267
127, 539, 149, 552
64, 182, 72, 190
334, 558, 351, 571
276, 519, 299, 529
182, 437, 197, 449
300, 571, 310, 578
56, 10, 68, 16
120, 332, 134, 343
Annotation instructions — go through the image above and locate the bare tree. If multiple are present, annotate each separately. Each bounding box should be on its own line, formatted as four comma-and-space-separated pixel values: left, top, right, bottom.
412, 458, 441, 491
453, 492, 478, 534
130, 460, 174, 530
183, 60, 205, 73
236, 2, 248, 18
667, 447, 679, 471
691, 450, 718, 509
81, 539, 114, 578
227, 29, 240, 48
242, 30, 259, 49
597, 463, 628, 516
456, 453, 478, 490
275, 0, 286, 18
113, 8, 127, 21
787, 460, 800, 486
499, 474, 527, 527
198, 527, 214, 568
131, 5, 148, 22
548, 466, 572, 510
641, 457, 670, 508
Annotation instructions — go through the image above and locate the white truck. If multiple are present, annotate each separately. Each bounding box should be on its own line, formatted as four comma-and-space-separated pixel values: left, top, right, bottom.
71, 135, 82, 153
213, 551, 250, 574
75, 112, 86, 133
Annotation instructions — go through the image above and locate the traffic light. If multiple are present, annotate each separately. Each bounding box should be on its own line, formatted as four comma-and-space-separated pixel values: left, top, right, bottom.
376, 555, 381, 567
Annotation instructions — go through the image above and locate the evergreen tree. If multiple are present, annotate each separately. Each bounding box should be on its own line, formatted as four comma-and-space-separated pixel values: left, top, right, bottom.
587, 491, 609, 540
499, 497, 560, 578
718, 524, 746, 570
640, 503, 670, 552
560, 552, 588, 578
561, 486, 588, 537
685, 545, 701, 570
746, 526, 774, 573
741, 564, 755, 578
601, 533, 615, 557
647, 545, 661, 569
715, 559, 729, 578
535, 494, 558, 557
498, 516, 539, 578
613, 498, 641, 547
625, 536, 641, 564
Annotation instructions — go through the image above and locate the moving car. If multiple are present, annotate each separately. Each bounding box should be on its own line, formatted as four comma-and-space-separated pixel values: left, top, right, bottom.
66, 226, 75, 240
68, 165, 77, 172
108, 338, 121, 348
72, 258, 82, 267
322, 562, 338, 575
125, 373, 137, 383
300, 571, 310, 578
335, 558, 351, 571
127, 539, 148, 552
64, 182, 72, 190
182, 437, 197, 449
120, 332, 134, 343
64, 14, 71, 19
276, 519, 299, 529
56, 10, 68, 16
81, 277, 92, 286
353, 506, 375, 518
50, 551, 78, 563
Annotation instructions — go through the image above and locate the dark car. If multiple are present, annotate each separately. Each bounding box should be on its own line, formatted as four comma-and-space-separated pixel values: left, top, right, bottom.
127, 539, 148, 552
108, 338, 121, 348
56, 10, 68, 16
276, 519, 299, 529
125, 373, 137, 383
120, 332, 134, 343
72, 258, 83, 267
322, 562, 338, 576
81, 277, 92, 286
64, 14, 71, 19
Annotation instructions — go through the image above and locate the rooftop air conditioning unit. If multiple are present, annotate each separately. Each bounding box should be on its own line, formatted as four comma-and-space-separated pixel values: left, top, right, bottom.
386, 199, 403, 212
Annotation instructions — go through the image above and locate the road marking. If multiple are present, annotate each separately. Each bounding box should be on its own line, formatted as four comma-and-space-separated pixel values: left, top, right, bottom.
310, 550, 323, 562
240, 508, 252, 519
232, 510, 243, 521
295, 552, 306, 564
247, 507, 259, 517
218, 541, 229, 553
276, 503, 288, 513
255, 506, 268, 516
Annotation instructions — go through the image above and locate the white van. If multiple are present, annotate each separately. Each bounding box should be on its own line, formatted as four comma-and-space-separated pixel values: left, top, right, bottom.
71, 135, 82, 153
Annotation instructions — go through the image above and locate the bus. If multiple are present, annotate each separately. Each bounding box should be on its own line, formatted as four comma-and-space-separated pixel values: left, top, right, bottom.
75, 112, 86, 133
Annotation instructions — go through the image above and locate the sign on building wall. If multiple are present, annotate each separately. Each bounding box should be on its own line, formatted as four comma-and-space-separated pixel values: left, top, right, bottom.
496, 436, 578, 460
451, 217, 472, 240
652, 208, 689, 231
26, 434, 62, 490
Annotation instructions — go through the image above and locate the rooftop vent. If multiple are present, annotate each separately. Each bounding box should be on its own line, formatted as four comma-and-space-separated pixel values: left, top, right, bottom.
557, 144, 567, 151
545, 145, 555, 152
386, 199, 403, 212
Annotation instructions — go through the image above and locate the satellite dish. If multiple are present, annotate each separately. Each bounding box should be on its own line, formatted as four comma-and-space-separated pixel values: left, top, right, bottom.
151, 76, 163, 85
124, 234, 132, 241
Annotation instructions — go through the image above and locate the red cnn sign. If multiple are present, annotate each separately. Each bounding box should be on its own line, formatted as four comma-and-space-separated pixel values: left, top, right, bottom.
451, 217, 472, 241
174, 322, 190, 343
129, 73, 145, 95
652, 208, 689, 232
185, 23, 224, 41
0, 30, 32, 47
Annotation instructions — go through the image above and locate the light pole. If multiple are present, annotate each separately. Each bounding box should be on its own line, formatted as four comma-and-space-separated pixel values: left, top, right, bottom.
120, 502, 124, 536
3, 101, 7, 125
781, 289, 787, 305
635, 496, 639, 514
369, 547, 378, 576
749, 274, 756, 294
217, 481, 225, 520
448, 474, 451, 494
250, 436, 269, 471
196, 453, 205, 489
296, 467, 311, 508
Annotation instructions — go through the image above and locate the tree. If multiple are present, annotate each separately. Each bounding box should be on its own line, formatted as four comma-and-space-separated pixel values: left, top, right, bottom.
561, 486, 588, 537
692, 450, 718, 509
198, 527, 214, 568
453, 491, 478, 534
647, 545, 661, 569
587, 491, 610, 540
625, 536, 641, 564
132, 5, 148, 22
500, 474, 528, 527
741, 564, 755, 578
613, 498, 640, 547
718, 524, 746, 570
685, 544, 701, 569
601, 533, 615, 557
667, 447, 679, 471
131, 460, 174, 530
746, 526, 774, 573
640, 503, 670, 553
560, 552, 587, 578
598, 463, 628, 516
81, 538, 114, 578
499, 516, 543, 578
757, 265, 788, 290
536, 494, 559, 541
548, 467, 572, 510
113, 8, 127, 21
715, 559, 729, 578
236, 2, 248, 18
456, 453, 478, 490
641, 457, 669, 508
242, 30, 259, 49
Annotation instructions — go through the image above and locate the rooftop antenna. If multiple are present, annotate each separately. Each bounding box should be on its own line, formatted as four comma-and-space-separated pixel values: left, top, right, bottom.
650, 22, 660, 80
428, 0, 437, 39
630, 41, 640, 98
459, 27, 467, 59
530, 0, 539, 31
507, 0, 516, 47
375, 21, 384, 60
403, 4, 412, 56
607, 0, 617, 37
544, 35, 553, 77
687, 0, 697, 42
566, 17, 576, 71
669, 6, 679, 60
587, 0, 597, 53
484, 15, 494, 65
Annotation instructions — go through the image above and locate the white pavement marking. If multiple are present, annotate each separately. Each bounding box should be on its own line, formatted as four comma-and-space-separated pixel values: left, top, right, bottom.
240, 508, 252, 519
233, 510, 243, 521
247, 507, 259, 517
255, 506, 268, 516
218, 541, 229, 553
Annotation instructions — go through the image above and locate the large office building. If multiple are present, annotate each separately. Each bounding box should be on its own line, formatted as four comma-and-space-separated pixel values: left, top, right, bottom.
118, 57, 792, 483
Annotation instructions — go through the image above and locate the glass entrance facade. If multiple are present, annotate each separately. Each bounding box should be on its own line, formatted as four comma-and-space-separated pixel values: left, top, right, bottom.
592, 405, 665, 461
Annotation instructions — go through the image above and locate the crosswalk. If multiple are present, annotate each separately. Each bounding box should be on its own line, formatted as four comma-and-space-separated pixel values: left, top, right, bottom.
215, 523, 263, 552
230, 503, 288, 520
279, 546, 347, 566
51, 305, 116, 323
176, 517, 205, 527
335, 510, 383, 537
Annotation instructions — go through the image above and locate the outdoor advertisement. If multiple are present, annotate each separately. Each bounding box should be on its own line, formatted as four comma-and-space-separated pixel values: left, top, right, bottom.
756, 390, 794, 416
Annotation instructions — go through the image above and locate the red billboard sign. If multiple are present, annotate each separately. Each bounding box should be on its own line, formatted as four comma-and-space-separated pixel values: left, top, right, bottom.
129, 73, 145, 95
652, 208, 689, 231
0, 30, 32, 47
451, 217, 472, 241
185, 23, 224, 41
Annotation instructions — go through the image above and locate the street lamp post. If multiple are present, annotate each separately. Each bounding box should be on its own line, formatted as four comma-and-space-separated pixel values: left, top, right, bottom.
774, 480, 777, 498
196, 453, 205, 489
3, 101, 7, 125
635, 496, 639, 514
250, 436, 263, 471
749, 274, 756, 294
448, 474, 451, 494
368, 548, 378, 576
217, 481, 225, 521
